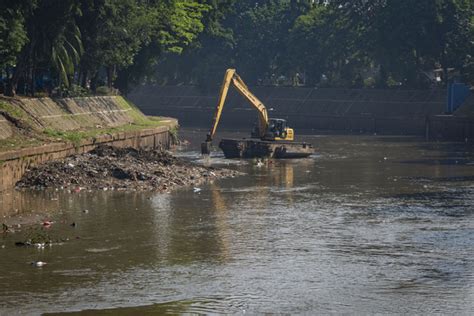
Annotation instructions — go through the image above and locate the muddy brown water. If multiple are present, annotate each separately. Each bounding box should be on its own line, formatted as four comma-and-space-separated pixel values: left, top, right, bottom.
1, 130, 473, 315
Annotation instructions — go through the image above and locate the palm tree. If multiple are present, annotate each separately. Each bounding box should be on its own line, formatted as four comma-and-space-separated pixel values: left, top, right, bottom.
51, 24, 83, 88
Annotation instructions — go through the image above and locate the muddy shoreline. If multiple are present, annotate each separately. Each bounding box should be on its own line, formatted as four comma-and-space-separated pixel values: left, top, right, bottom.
2, 145, 241, 234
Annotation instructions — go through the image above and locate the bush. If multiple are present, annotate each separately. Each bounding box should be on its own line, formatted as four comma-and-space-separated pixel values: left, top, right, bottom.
364, 77, 376, 88
387, 76, 402, 88
34, 91, 50, 98
59, 84, 90, 98
95, 86, 119, 96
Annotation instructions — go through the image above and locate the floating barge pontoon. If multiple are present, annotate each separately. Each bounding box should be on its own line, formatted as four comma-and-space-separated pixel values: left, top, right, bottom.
219, 138, 314, 159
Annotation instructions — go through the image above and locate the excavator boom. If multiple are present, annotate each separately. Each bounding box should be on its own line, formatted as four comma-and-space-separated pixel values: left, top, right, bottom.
202, 69, 269, 155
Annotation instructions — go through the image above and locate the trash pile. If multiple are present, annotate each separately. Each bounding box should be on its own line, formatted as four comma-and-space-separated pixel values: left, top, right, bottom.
17, 145, 240, 191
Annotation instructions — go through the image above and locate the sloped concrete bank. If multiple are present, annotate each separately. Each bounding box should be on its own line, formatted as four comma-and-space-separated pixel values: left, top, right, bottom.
130, 85, 474, 141
0, 96, 178, 192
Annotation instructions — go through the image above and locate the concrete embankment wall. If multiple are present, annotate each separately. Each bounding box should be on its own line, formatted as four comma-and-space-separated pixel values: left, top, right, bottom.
0, 95, 142, 139
129, 85, 474, 140
0, 96, 177, 192
0, 113, 13, 139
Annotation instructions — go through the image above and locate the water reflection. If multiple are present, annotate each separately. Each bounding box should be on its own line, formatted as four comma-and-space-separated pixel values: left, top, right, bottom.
0, 189, 63, 218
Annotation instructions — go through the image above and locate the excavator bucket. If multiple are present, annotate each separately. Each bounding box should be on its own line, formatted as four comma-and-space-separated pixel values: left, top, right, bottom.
201, 141, 212, 155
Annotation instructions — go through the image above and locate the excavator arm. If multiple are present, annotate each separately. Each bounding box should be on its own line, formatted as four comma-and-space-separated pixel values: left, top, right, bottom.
202, 69, 269, 155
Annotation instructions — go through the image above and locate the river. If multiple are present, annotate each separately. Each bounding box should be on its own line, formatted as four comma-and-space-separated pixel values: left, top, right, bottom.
1, 130, 473, 315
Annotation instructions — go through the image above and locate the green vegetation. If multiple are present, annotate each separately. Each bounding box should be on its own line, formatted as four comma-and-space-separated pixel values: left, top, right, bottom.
0, 0, 472, 95
41, 98, 167, 146
0, 0, 208, 97
0, 100, 26, 119
42, 120, 164, 147
158, 0, 473, 89
169, 125, 179, 144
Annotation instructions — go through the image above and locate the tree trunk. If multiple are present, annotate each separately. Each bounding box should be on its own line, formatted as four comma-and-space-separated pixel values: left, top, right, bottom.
5, 68, 21, 97
30, 65, 36, 97
80, 70, 88, 89
90, 72, 98, 92
5, 79, 15, 97
107, 66, 115, 89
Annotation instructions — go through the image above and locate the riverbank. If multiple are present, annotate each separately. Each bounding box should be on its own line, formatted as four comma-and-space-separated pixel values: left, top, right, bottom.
0, 95, 177, 150
0, 95, 178, 192
1, 144, 240, 238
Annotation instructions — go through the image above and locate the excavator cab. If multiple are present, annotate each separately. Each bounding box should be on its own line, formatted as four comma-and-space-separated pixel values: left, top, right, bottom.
252, 118, 294, 141
268, 118, 286, 138
265, 118, 294, 141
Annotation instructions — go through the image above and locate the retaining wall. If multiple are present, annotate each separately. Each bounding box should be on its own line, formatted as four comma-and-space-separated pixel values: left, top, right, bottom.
130, 85, 474, 140
129, 85, 445, 134
0, 95, 144, 139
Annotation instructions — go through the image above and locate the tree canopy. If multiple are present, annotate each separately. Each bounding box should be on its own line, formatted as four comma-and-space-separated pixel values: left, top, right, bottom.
0, 0, 472, 96
157, 0, 473, 90
0, 0, 208, 96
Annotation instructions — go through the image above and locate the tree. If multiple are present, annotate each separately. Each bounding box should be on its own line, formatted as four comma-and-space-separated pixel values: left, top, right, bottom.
0, 2, 29, 70
362, 0, 473, 87
4, 0, 82, 96
78, 0, 152, 90
153, 0, 312, 89
115, 0, 210, 93
78, 0, 208, 92
0, 1, 36, 95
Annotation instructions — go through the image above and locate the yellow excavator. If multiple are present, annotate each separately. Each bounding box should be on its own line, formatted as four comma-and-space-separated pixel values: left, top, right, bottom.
201, 69, 313, 159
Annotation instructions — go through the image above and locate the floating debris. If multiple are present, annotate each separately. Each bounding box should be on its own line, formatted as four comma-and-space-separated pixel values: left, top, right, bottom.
14, 227, 61, 247
31, 261, 47, 267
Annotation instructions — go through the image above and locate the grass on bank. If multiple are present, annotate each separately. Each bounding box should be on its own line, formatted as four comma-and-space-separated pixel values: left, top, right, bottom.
0, 101, 27, 119
42, 98, 170, 146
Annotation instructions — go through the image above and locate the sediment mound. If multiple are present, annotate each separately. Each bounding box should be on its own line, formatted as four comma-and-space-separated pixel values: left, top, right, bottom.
17, 145, 239, 191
